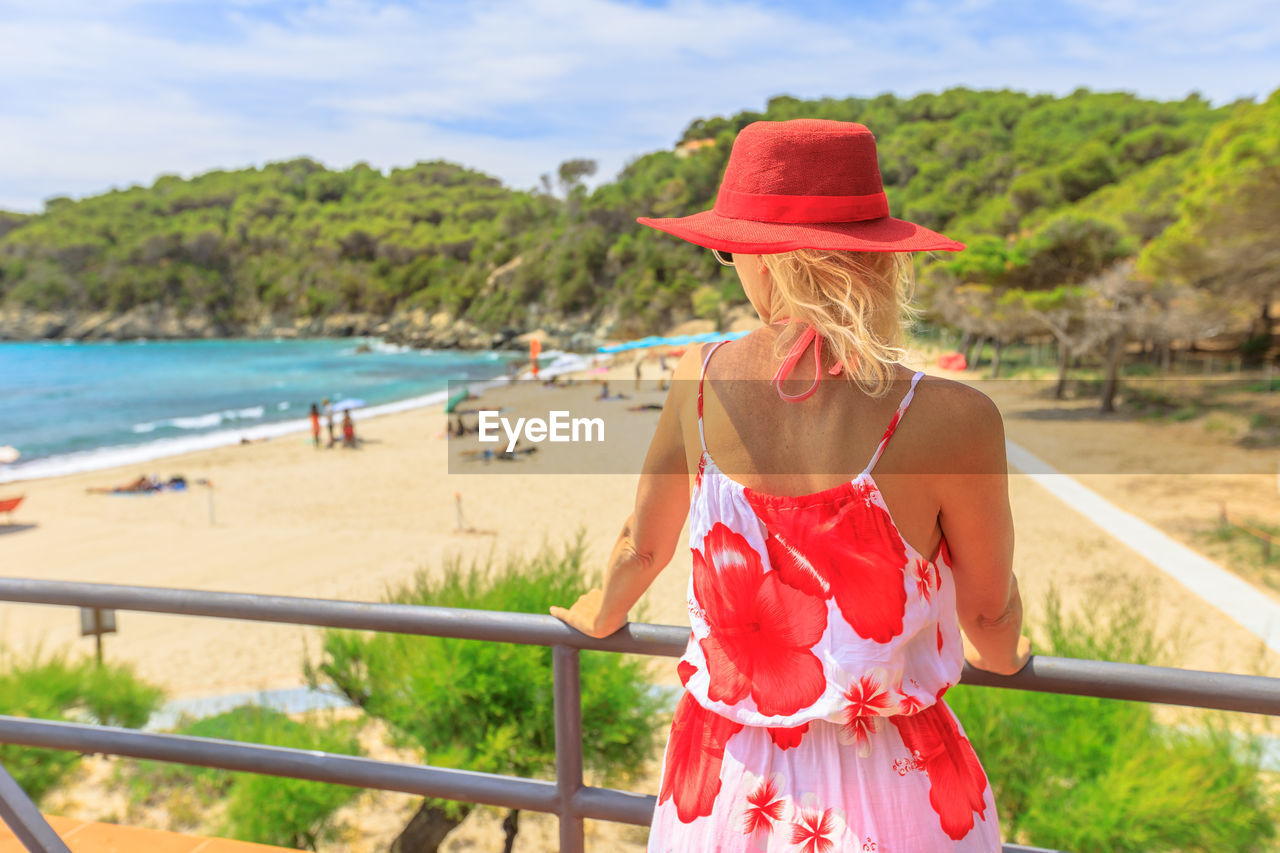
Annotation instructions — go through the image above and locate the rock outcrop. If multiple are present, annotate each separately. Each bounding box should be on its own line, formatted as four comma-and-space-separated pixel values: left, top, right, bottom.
0, 305, 220, 341
0, 299, 710, 352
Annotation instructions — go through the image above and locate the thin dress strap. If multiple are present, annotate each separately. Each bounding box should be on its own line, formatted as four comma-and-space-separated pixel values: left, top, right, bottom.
697, 341, 729, 453
862, 371, 925, 477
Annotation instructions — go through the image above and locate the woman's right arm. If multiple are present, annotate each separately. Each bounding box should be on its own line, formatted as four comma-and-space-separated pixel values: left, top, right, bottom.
936, 389, 1031, 676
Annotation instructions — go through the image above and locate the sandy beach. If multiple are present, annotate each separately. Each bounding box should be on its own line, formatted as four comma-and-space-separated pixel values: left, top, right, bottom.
5, 346, 1280, 850
3, 350, 1277, 693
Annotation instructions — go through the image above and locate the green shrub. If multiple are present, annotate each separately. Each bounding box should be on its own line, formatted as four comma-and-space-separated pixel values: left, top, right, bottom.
691, 284, 722, 321
306, 536, 665, 849
122, 705, 362, 850
0, 648, 164, 802
948, 584, 1276, 852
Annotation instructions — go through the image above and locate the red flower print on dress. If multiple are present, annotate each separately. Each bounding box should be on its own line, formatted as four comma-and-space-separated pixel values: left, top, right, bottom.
839, 714, 878, 756
937, 624, 944, 652
741, 772, 788, 836
692, 523, 828, 716
788, 794, 846, 853
898, 691, 924, 715
766, 723, 808, 750
677, 660, 698, 687
937, 534, 952, 568
889, 702, 989, 840
659, 692, 744, 823
911, 557, 938, 603
790, 809, 837, 853
837, 669, 897, 756
844, 670, 898, 717
745, 485, 908, 643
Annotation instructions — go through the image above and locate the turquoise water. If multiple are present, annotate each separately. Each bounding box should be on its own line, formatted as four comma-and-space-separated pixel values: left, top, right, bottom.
0, 338, 523, 482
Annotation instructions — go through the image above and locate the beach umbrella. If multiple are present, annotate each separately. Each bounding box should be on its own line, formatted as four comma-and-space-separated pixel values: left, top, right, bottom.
445, 390, 471, 413
331, 398, 366, 412
0, 446, 17, 464
596, 329, 751, 355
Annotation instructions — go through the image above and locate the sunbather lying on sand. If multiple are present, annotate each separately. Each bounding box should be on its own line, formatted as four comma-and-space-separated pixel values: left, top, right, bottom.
87, 475, 188, 494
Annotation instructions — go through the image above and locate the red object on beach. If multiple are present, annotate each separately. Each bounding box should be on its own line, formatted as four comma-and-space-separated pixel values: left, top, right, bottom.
937, 352, 968, 371
0, 495, 24, 520
530, 338, 543, 378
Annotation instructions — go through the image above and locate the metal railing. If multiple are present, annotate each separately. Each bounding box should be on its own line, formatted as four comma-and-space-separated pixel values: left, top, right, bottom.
1, 577, 1278, 853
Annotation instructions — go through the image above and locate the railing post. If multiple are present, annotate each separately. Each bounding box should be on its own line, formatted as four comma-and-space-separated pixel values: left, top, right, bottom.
553, 644, 585, 853
0, 763, 71, 853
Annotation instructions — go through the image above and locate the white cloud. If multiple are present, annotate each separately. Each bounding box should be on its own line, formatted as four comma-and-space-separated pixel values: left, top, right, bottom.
0, 0, 1276, 211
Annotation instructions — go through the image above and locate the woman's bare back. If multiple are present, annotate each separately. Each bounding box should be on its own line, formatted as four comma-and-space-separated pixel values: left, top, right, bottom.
684, 329, 1004, 570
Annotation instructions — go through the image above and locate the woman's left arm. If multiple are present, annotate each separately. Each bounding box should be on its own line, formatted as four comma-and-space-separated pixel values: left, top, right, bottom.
550, 358, 695, 638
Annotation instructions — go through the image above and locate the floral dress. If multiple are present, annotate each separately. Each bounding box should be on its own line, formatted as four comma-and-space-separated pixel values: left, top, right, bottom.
648, 343, 1001, 852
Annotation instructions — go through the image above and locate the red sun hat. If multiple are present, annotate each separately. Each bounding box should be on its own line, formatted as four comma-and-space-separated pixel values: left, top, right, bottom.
637, 119, 964, 254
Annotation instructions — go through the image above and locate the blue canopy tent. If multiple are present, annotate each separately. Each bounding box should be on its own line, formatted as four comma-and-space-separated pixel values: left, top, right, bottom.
597, 330, 750, 354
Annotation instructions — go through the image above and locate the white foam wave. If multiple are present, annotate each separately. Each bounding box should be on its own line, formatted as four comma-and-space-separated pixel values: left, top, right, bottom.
133, 406, 268, 434
171, 412, 224, 429
340, 339, 411, 356
0, 386, 457, 484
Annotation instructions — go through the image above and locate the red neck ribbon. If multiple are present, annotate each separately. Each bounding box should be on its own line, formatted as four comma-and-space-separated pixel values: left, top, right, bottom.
771, 321, 843, 402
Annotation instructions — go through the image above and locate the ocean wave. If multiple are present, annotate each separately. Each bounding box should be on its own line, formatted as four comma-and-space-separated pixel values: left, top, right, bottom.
340, 340, 411, 356
0, 386, 457, 485
171, 412, 224, 429
131, 406, 268, 435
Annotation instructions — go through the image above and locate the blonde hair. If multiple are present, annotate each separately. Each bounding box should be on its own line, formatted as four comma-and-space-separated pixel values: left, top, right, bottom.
760, 249, 918, 398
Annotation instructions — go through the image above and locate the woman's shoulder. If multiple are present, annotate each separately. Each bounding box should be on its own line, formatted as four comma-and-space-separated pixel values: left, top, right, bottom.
914, 373, 1001, 427
909, 373, 1006, 472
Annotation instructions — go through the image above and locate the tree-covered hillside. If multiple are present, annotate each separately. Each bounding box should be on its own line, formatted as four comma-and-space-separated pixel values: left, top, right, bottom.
0, 86, 1269, 345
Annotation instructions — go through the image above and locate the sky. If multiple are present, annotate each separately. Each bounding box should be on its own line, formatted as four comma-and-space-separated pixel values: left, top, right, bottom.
1, 0, 1277, 212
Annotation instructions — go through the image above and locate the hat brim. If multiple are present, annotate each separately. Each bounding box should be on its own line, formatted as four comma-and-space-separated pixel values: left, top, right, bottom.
637, 209, 964, 254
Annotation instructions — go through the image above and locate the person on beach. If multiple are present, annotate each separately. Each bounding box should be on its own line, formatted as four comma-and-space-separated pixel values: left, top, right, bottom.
322, 398, 335, 447
86, 473, 157, 494
341, 410, 356, 448
309, 403, 322, 448
552, 120, 1030, 852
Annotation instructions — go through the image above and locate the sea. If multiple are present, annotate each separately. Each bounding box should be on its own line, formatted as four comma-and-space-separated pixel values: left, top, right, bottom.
0, 338, 574, 484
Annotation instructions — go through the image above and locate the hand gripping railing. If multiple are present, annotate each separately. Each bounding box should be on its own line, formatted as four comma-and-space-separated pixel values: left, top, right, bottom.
1, 578, 1278, 853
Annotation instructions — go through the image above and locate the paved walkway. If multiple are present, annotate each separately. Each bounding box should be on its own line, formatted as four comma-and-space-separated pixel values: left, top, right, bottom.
1006, 439, 1280, 657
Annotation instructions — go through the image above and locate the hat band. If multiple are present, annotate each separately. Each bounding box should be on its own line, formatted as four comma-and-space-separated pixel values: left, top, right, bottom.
714, 187, 889, 224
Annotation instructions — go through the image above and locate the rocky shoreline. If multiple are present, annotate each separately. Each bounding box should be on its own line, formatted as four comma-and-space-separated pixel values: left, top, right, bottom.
0, 304, 621, 352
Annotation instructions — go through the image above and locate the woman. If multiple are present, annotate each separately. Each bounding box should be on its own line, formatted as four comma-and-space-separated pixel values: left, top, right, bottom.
551, 119, 1030, 852
309, 403, 322, 449
322, 397, 335, 447
341, 410, 356, 448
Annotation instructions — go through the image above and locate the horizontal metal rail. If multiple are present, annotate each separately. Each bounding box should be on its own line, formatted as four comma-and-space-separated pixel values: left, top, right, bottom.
1, 576, 1275, 853
0, 577, 687, 655
1, 578, 1277, 714
959, 656, 1280, 715
0, 714, 1062, 853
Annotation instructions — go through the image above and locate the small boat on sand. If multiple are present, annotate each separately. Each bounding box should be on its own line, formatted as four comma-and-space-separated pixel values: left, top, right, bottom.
0, 495, 24, 523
